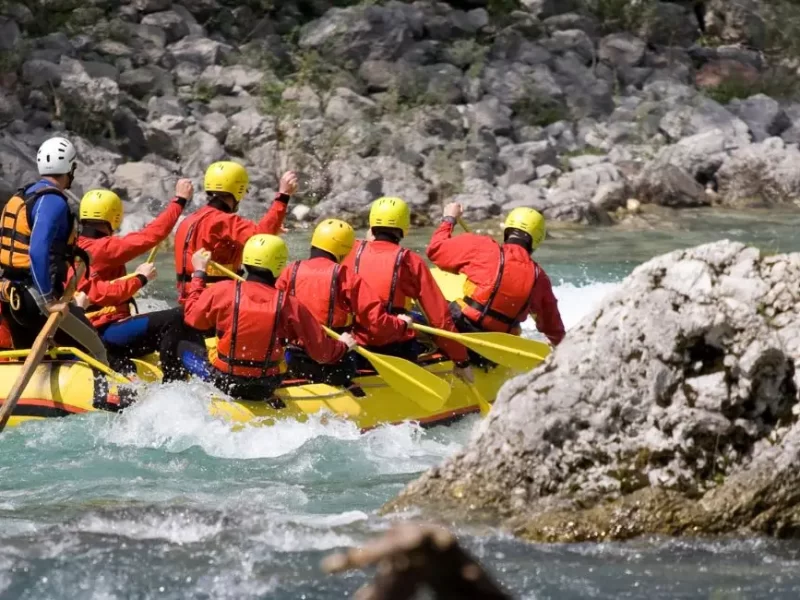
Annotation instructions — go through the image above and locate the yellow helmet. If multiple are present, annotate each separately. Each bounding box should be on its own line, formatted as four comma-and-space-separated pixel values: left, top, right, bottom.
369, 196, 410, 237
311, 219, 355, 262
242, 234, 288, 276
79, 189, 124, 231
204, 161, 249, 203
504, 207, 546, 249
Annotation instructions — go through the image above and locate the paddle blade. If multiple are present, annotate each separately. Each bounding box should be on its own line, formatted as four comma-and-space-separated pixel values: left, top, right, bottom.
459, 331, 550, 371
365, 351, 451, 412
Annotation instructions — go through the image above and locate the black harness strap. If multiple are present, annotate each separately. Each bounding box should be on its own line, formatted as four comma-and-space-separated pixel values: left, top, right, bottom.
227, 281, 242, 375
326, 264, 341, 327
386, 248, 407, 314
352, 241, 366, 274
287, 261, 300, 296
261, 290, 284, 377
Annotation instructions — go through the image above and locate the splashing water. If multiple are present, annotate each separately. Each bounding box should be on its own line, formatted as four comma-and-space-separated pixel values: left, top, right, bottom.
4, 222, 800, 598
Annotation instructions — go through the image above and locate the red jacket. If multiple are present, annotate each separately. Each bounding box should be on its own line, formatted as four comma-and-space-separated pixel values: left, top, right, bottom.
342, 240, 468, 363
77, 198, 185, 329
426, 221, 565, 345
174, 196, 288, 303
184, 276, 348, 378
275, 256, 409, 347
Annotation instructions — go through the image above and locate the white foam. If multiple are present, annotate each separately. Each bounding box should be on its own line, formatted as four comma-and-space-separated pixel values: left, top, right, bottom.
73, 511, 223, 545
522, 280, 620, 338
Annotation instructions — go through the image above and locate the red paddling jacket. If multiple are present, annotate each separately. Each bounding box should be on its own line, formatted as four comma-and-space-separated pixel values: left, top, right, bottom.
77, 197, 186, 329
426, 220, 565, 345
174, 194, 288, 303
184, 275, 348, 378
342, 240, 469, 363
276, 256, 409, 347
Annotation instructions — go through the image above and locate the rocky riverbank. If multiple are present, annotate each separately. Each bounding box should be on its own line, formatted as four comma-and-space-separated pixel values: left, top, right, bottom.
3, 1, 800, 231
386, 239, 800, 542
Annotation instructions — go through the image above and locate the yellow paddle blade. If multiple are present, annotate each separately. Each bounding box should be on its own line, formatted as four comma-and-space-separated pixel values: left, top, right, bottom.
465, 382, 491, 416
430, 268, 467, 303
360, 349, 451, 412
323, 327, 450, 412
412, 323, 550, 372
131, 358, 163, 383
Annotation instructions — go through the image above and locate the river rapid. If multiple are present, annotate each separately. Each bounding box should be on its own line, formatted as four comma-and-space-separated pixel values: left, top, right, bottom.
2, 209, 800, 599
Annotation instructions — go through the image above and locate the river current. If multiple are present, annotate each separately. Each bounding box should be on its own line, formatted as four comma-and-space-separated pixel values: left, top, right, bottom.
2, 208, 800, 599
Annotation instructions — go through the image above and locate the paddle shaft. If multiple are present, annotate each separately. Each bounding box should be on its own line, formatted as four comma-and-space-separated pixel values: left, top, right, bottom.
0, 261, 86, 432
112, 243, 161, 283
411, 322, 547, 362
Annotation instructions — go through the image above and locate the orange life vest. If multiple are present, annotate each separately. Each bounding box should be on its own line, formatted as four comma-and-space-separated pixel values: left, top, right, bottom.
0, 185, 78, 274
285, 260, 353, 329
174, 208, 235, 301
460, 242, 538, 333
212, 281, 285, 378
351, 241, 410, 314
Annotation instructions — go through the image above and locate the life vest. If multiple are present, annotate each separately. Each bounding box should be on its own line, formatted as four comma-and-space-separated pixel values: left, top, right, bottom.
212, 281, 286, 378
459, 242, 538, 333
352, 241, 412, 314
285, 260, 353, 329
0, 185, 78, 280
174, 208, 235, 301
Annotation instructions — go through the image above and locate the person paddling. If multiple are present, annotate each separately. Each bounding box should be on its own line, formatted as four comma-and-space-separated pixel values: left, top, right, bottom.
276, 218, 412, 386
181, 234, 357, 399
173, 161, 297, 304
0, 137, 108, 363
74, 180, 193, 373
341, 197, 473, 383
426, 204, 565, 346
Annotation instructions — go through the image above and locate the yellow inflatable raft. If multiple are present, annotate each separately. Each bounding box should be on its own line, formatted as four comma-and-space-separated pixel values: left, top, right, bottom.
0, 268, 547, 431
0, 348, 522, 431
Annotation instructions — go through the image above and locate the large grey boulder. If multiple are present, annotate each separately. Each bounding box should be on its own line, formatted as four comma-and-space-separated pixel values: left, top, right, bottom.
660, 96, 751, 143
113, 161, 175, 204
728, 94, 791, 142
716, 138, 800, 207
141, 10, 190, 43
299, 3, 423, 64
389, 241, 800, 542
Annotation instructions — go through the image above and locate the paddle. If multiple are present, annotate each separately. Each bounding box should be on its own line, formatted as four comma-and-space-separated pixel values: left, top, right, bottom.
207, 260, 451, 412
111, 242, 161, 284
410, 323, 550, 372
0, 260, 87, 432
465, 381, 492, 415
322, 326, 450, 413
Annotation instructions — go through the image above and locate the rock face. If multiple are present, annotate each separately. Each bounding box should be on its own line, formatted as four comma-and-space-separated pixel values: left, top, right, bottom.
388, 240, 800, 542
2, 1, 800, 226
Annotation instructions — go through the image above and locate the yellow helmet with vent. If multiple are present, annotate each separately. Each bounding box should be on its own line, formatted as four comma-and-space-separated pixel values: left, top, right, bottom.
311, 219, 356, 262
369, 197, 410, 237
79, 189, 123, 231
204, 161, 249, 203
242, 234, 288, 276
504, 207, 546, 250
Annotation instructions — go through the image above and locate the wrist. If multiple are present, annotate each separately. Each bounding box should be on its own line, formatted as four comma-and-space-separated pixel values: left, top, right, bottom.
174, 196, 188, 208
275, 192, 290, 204
443, 216, 457, 225
192, 270, 207, 279
135, 274, 149, 287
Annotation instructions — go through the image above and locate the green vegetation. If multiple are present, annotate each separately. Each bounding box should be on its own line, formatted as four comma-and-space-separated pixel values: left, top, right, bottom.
704, 68, 800, 104
192, 81, 215, 104
511, 96, 569, 128
586, 0, 655, 33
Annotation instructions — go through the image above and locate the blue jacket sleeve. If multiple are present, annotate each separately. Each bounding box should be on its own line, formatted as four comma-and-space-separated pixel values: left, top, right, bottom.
29, 194, 70, 300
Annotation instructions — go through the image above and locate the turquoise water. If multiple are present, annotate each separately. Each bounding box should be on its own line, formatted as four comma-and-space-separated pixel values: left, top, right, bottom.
3, 208, 800, 599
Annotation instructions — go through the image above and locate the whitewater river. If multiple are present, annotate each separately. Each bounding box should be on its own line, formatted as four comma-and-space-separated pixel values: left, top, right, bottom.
2, 208, 800, 599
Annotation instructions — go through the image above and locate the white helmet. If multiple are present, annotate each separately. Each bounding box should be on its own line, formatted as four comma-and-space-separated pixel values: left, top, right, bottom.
36, 137, 77, 176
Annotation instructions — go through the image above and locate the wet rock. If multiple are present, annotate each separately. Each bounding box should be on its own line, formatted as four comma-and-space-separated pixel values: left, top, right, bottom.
716, 138, 800, 207
389, 240, 800, 543
636, 163, 709, 207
